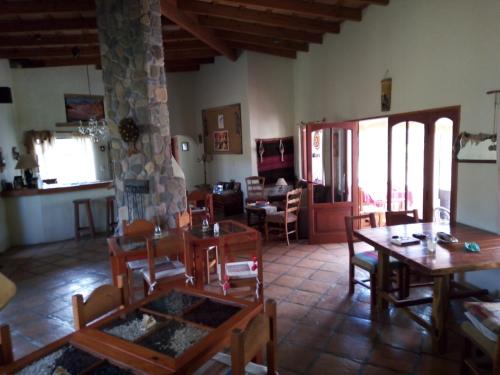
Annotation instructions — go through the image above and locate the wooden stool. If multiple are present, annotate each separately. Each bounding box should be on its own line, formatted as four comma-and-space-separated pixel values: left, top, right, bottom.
105, 195, 117, 234
73, 199, 96, 240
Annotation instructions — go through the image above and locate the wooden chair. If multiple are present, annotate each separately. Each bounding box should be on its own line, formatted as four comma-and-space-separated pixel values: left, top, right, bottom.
122, 219, 155, 300
188, 190, 214, 225
0, 324, 13, 367
245, 176, 265, 204
175, 211, 192, 229
72, 275, 128, 330
142, 232, 187, 295
194, 299, 277, 375
265, 188, 302, 246
385, 209, 419, 226
0, 272, 16, 311
345, 213, 409, 307
218, 233, 264, 302
461, 313, 500, 374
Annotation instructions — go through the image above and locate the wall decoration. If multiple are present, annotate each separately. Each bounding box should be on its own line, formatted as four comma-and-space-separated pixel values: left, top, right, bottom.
202, 104, 242, 154
0, 147, 6, 173
255, 137, 294, 184
64, 94, 105, 122
381, 75, 392, 112
214, 130, 229, 152
454, 132, 496, 163
181, 141, 189, 151
258, 140, 264, 163
119, 117, 140, 155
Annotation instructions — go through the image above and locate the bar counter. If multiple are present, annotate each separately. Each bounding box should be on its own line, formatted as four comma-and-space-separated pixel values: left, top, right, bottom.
1, 180, 114, 247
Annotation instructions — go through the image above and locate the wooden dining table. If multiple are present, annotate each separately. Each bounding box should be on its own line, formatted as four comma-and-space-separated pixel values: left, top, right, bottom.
354, 222, 500, 353
107, 220, 260, 290
1, 286, 262, 374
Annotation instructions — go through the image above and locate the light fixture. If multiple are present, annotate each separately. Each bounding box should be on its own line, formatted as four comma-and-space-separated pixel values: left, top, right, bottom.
79, 116, 107, 143
275, 178, 287, 192
78, 65, 107, 142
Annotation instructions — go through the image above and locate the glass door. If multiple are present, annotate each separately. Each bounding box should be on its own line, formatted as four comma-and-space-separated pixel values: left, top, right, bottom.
306, 122, 358, 243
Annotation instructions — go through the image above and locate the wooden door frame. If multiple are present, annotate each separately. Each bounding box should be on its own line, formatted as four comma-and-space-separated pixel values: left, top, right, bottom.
387, 106, 459, 223
306, 121, 359, 243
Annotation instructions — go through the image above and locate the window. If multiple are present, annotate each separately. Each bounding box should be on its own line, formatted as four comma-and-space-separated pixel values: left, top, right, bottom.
35, 135, 97, 184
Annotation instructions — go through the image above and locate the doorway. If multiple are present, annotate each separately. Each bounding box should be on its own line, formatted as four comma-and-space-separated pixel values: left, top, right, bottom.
303, 106, 459, 243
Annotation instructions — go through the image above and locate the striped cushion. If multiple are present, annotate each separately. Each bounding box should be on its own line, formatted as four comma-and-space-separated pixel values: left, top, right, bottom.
464, 301, 500, 342
352, 251, 401, 271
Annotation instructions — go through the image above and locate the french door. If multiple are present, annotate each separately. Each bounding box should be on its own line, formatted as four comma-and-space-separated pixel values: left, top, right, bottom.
306, 122, 359, 243
388, 107, 459, 222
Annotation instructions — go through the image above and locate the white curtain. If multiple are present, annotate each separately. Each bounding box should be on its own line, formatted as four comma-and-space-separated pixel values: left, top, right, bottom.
35, 135, 97, 184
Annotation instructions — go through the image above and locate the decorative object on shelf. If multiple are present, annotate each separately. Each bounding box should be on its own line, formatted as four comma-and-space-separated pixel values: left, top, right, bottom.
0, 147, 6, 173
381, 71, 392, 112
15, 153, 39, 188
0, 87, 13, 104
258, 140, 264, 163
454, 89, 499, 163
119, 117, 140, 154
255, 137, 295, 184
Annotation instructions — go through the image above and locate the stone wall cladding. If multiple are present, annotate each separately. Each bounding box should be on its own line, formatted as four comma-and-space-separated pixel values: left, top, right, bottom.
96, 0, 186, 228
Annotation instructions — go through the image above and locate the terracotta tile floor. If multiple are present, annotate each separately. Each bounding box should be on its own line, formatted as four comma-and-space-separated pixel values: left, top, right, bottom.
0, 235, 463, 374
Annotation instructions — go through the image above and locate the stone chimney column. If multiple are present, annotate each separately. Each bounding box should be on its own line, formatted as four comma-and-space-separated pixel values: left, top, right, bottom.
95, 0, 186, 228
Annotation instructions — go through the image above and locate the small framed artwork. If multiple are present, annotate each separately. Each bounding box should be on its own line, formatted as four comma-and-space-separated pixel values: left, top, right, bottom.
64, 94, 105, 122
214, 130, 229, 152
181, 141, 189, 151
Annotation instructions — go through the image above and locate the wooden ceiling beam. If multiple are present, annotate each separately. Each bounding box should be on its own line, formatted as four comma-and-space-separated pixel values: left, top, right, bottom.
0, 0, 95, 16
362, 0, 390, 5
11, 56, 203, 72
199, 16, 322, 44
226, 41, 296, 59
0, 46, 100, 59
0, 17, 96, 33
219, 0, 361, 21
160, 0, 237, 61
178, 0, 339, 34
215, 30, 307, 52
0, 46, 218, 60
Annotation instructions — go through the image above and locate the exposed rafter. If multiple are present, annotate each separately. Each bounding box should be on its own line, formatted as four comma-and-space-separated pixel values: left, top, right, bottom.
0, 17, 97, 33
218, 0, 362, 21
214, 30, 308, 52
199, 16, 323, 44
0, 0, 95, 16
226, 41, 296, 59
179, 0, 340, 34
160, 0, 236, 61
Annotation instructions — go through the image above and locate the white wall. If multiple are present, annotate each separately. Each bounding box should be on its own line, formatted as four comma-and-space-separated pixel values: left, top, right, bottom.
0, 60, 20, 252
247, 53, 295, 175
176, 135, 203, 191
191, 55, 253, 194
294, 0, 500, 294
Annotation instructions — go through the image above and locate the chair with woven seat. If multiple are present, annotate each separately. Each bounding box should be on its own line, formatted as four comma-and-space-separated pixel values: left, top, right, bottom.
194, 299, 277, 375
0, 324, 13, 367
345, 213, 409, 307
72, 274, 128, 330
385, 209, 419, 226
142, 232, 187, 295
265, 188, 302, 246
245, 176, 266, 204
218, 232, 264, 302
461, 301, 500, 375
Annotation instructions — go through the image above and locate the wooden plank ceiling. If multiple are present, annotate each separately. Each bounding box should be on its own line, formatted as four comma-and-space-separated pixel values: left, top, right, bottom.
0, 0, 389, 72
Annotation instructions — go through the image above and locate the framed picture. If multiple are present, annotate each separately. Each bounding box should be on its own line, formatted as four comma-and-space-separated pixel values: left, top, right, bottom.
181, 141, 189, 151
214, 130, 229, 152
64, 94, 105, 122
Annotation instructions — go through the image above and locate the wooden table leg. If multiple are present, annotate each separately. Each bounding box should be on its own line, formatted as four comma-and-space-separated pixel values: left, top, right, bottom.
247, 210, 252, 227
194, 244, 206, 289
432, 275, 450, 353
376, 248, 390, 321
